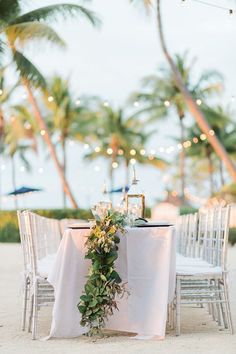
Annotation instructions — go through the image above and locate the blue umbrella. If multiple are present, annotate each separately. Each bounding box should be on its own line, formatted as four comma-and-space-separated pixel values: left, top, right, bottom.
109, 186, 129, 193
7, 186, 43, 196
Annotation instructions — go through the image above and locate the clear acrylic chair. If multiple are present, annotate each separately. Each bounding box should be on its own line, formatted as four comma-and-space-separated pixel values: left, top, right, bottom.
175, 205, 234, 336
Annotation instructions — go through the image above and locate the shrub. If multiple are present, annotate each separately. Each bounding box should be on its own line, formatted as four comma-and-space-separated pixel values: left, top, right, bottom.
229, 228, 236, 246
0, 209, 93, 243
180, 206, 198, 215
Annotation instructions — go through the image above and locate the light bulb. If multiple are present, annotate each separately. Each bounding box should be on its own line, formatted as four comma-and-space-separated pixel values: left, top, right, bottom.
48, 96, 54, 102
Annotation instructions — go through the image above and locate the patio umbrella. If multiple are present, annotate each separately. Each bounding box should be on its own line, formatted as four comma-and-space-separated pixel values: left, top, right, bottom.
109, 186, 129, 194
7, 186, 43, 196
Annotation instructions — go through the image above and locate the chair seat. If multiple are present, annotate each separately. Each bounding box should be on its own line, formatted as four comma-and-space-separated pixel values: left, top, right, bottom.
37, 254, 57, 278
176, 253, 211, 267
177, 263, 222, 276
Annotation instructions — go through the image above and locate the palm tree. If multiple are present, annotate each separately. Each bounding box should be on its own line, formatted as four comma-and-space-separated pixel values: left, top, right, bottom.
186, 105, 236, 195
4, 105, 37, 208
43, 76, 93, 207
84, 105, 167, 190
133, 53, 222, 203
0, 64, 19, 208
0, 0, 99, 208
132, 0, 236, 182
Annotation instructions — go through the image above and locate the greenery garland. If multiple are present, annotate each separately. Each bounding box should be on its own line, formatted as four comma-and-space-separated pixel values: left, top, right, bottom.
77, 210, 128, 336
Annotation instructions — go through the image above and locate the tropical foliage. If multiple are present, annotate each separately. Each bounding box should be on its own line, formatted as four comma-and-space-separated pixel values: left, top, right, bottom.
133, 53, 222, 201
0, 0, 99, 208
84, 104, 167, 188
78, 210, 128, 336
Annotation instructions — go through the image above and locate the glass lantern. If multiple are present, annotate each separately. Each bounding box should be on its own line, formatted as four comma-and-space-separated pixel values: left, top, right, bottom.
126, 167, 145, 221
97, 183, 112, 218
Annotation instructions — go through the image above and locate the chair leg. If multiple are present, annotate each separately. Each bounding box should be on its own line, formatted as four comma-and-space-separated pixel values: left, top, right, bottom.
213, 280, 222, 326
22, 277, 29, 331
175, 277, 181, 336
28, 294, 34, 332
171, 301, 175, 330
218, 281, 227, 329
32, 280, 38, 340
223, 275, 234, 335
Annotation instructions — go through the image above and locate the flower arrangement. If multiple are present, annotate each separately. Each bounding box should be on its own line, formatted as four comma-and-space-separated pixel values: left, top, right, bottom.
77, 210, 128, 336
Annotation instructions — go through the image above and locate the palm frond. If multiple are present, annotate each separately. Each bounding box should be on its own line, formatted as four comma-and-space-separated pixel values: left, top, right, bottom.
0, 0, 20, 24
10, 4, 100, 27
6, 22, 65, 47
13, 50, 46, 88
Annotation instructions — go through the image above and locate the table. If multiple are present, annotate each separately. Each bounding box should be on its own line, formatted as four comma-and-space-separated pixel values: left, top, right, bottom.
48, 226, 176, 339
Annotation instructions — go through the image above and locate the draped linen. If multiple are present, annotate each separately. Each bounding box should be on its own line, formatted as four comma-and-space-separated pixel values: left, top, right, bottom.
48, 226, 176, 338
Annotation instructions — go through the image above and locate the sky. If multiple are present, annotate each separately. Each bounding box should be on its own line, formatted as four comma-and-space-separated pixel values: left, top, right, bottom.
1, 0, 236, 210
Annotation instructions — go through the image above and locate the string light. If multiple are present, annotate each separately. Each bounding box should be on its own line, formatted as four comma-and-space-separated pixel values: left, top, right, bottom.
112, 161, 119, 169
130, 158, 136, 165
140, 148, 146, 156
133, 101, 140, 107
164, 100, 170, 107
0, 89, 3, 96
75, 99, 81, 106
196, 99, 202, 106
130, 149, 136, 156
200, 133, 207, 140
107, 148, 113, 155
40, 129, 46, 136
48, 96, 54, 102
103, 101, 109, 107
86, 129, 216, 162
94, 146, 101, 153
177, 143, 182, 150
118, 149, 124, 155
186, 0, 236, 15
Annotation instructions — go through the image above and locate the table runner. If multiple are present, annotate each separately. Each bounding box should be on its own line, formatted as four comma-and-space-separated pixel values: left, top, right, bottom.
48, 226, 176, 338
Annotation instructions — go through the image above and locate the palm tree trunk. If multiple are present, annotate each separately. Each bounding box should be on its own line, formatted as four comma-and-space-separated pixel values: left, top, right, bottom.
206, 148, 214, 196
156, 0, 236, 182
0, 109, 4, 210
11, 154, 18, 209
109, 161, 114, 203
62, 138, 67, 209
179, 116, 185, 204
24, 81, 78, 208
219, 160, 225, 187
125, 159, 130, 187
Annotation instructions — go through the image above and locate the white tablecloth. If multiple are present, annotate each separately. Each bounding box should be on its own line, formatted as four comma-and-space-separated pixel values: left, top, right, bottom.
48, 226, 176, 338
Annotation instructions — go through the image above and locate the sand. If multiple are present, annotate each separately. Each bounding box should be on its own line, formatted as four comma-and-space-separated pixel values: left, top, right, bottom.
0, 243, 236, 354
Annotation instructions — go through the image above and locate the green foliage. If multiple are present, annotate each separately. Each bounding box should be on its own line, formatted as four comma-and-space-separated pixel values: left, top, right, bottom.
229, 228, 236, 246
10, 4, 100, 27
0, 208, 92, 242
6, 22, 65, 47
13, 50, 46, 89
78, 210, 128, 336
180, 206, 198, 215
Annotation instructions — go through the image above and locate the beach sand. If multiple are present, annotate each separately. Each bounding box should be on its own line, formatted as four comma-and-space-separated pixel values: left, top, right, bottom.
0, 243, 236, 354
